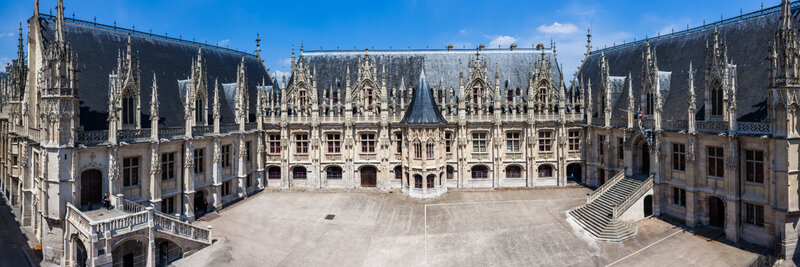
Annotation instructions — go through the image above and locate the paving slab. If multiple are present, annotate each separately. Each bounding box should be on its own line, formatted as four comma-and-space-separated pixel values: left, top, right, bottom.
175, 188, 761, 267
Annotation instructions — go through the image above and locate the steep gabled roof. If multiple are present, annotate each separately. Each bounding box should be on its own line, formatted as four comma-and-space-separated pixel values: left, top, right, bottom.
400, 69, 446, 124
578, 3, 796, 123
38, 15, 271, 130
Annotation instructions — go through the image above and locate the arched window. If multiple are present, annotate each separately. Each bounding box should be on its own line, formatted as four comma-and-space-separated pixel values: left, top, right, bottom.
426, 142, 435, 159
122, 96, 136, 126
268, 167, 281, 179
414, 142, 422, 159
394, 166, 403, 180
326, 166, 342, 180
472, 166, 488, 179
506, 166, 522, 178
293, 167, 307, 180
426, 174, 435, 188
710, 79, 723, 116
414, 175, 423, 188
538, 165, 553, 178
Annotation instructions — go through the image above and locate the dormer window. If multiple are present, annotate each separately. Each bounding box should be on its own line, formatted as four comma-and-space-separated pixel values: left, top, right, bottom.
195, 99, 204, 124
122, 96, 136, 126
710, 79, 723, 116
367, 88, 374, 105
472, 87, 480, 104
299, 89, 307, 107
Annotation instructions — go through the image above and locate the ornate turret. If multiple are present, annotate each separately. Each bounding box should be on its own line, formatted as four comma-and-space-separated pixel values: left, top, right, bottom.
770, 0, 800, 138
400, 69, 447, 124
235, 57, 249, 129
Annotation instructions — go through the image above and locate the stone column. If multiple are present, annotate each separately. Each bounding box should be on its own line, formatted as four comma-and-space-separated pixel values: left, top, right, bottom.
725, 198, 739, 242
146, 207, 155, 267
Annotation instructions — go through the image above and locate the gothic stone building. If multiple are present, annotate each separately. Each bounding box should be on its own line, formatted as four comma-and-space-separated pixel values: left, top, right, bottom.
4, 0, 800, 266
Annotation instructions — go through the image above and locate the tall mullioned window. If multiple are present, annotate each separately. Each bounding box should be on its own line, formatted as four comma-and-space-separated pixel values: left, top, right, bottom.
361, 133, 376, 153
710, 79, 723, 116
426, 143, 435, 159
596, 135, 605, 157
617, 137, 625, 160
161, 152, 176, 180
506, 132, 521, 153
194, 149, 204, 174
269, 134, 281, 154
745, 150, 764, 184
414, 142, 422, 159
472, 133, 487, 153
222, 145, 232, 168
745, 203, 764, 226
123, 157, 140, 187
395, 133, 403, 154
327, 134, 341, 154
122, 96, 136, 126
672, 144, 686, 171
707, 146, 724, 178
295, 134, 309, 154
538, 131, 552, 152
568, 130, 581, 151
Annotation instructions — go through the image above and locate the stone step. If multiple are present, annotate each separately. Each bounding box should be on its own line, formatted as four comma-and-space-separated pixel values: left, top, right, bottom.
569, 174, 648, 242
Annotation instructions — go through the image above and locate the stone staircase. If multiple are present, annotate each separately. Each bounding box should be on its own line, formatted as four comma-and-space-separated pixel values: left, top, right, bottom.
568, 171, 653, 241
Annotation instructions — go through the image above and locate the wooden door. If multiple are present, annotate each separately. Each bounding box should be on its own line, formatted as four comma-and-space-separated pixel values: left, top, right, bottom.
709, 197, 724, 228
361, 167, 377, 187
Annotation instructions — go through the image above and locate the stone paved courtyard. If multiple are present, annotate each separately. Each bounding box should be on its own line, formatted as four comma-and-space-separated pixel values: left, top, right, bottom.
174, 188, 763, 267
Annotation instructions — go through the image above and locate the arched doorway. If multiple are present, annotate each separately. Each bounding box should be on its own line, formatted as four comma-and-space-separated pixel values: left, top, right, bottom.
194, 191, 208, 217
566, 163, 582, 183
644, 195, 653, 217
80, 170, 103, 210
708, 196, 725, 228
113, 239, 145, 267
156, 239, 182, 267
640, 143, 650, 174
426, 174, 435, 188
361, 166, 377, 187
75, 237, 88, 267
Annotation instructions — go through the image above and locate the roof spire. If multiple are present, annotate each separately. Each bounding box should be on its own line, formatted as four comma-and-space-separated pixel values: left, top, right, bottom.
34, 0, 39, 16
782, 0, 793, 30
255, 33, 262, 58
55, 0, 65, 43
150, 73, 159, 120
17, 23, 24, 61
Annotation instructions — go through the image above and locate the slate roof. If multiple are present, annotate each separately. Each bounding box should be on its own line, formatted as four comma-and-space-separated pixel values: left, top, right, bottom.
400, 69, 446, 124
38, 15, 272, 130
577, 3, 796, 123
300, 48, 562, 104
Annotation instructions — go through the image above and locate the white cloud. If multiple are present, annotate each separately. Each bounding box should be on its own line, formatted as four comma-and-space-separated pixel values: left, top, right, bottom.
537, 22, 578, 34
0, 32, 15, 38
488, 35, 517, 48
217, 39, 230, 47
271, 70, 290, 86
279, 58, 291, 64
459, 29, 468, 35
0, 57, 11, 71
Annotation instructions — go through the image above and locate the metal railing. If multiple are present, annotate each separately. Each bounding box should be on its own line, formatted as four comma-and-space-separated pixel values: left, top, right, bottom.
612, 175, 654, 219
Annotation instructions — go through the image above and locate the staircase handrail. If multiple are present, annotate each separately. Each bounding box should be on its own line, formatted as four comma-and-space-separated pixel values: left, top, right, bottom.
612, 175, 654, 219
587, 169, 626, 203
120, 197, 211, 244
153, 212, 212, 244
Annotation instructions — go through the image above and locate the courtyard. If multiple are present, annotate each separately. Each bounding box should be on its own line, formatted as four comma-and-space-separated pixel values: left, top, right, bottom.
174, 187, 763, 267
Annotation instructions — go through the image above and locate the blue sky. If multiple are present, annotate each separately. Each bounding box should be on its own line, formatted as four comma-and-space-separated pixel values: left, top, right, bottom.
0, 0, 776, 80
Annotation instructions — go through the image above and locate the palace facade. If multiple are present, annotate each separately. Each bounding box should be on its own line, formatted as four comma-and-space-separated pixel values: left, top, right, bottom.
3, 0, 800, 266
